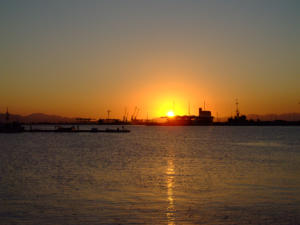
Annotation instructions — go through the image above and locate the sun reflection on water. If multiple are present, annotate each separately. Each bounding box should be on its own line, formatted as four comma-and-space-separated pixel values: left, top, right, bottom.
166, 158, 175, 225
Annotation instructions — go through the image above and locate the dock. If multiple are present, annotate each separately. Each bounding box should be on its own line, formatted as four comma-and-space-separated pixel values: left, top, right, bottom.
26, 128, 130, 133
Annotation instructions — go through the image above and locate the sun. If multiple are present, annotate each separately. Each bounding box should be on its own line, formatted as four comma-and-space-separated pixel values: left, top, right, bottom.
167, 110, 175, 117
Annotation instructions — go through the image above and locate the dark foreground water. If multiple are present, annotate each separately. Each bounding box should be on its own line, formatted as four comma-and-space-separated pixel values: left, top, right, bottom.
0, 126, 300, 225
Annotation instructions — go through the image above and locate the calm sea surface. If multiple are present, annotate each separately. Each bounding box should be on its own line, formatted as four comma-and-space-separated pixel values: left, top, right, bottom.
1, 126, 300, 225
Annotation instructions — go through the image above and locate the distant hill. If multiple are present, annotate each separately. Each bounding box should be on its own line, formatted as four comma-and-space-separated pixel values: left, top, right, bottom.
0, 113, 76, 123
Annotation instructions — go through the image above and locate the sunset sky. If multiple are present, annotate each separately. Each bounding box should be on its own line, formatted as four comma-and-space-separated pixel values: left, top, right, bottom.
1, 0, 299, 119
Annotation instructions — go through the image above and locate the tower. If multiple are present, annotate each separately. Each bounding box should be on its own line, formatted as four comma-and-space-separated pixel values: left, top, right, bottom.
107, 110, 111, 120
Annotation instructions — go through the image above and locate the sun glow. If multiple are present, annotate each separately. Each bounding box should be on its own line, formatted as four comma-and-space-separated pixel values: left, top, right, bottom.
167, 110, 175, 117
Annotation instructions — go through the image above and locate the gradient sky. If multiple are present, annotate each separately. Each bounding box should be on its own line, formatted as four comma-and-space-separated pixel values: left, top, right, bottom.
1, 0, 299, 119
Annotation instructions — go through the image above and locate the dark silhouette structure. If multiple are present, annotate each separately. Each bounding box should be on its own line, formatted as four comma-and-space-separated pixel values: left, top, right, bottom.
147, 107, 214, 126
0, 108, 24, 133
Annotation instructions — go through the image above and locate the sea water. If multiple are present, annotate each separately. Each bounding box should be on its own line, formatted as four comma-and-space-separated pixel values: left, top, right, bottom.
1, 126, 300, 225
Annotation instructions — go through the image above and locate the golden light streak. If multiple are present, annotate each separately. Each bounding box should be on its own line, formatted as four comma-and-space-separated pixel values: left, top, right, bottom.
166, 158, 175, 225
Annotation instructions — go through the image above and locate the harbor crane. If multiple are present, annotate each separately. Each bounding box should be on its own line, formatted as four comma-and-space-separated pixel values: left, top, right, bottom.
123, 108, 129, 122
131, 106, 140, 121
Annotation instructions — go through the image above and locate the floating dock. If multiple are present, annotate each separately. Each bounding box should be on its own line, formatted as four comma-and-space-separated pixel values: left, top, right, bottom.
26, 128, 130, 133
0, 125, 130, 133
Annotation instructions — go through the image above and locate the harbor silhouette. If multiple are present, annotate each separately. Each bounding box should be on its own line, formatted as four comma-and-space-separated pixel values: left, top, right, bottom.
1, 102, 300, 133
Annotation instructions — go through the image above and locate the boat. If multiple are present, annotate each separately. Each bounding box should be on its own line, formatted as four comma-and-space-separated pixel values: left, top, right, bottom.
54, 126, 76, 132
90, 127, 99, 132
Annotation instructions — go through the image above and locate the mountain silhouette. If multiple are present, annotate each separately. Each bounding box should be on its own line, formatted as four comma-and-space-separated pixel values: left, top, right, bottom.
0, 113, 76, 123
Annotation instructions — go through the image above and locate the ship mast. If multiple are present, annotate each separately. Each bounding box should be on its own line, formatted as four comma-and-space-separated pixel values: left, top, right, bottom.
5, 107, 10, 122
235, 99, 240, 118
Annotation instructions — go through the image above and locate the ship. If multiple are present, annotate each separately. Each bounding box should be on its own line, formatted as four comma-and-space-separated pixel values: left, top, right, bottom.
147, 107, 214, 126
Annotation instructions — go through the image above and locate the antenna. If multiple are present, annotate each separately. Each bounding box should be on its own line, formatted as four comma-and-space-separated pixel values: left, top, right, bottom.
235, 98, 239, 118
107, 110, 111, 120
188, 101, 190, 116
204, 101, 206, 110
